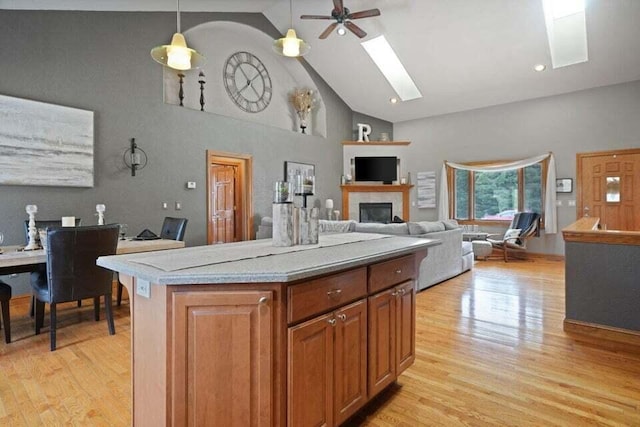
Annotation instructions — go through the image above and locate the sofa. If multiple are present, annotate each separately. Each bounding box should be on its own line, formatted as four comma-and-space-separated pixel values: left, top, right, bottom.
318, 219, 474, 290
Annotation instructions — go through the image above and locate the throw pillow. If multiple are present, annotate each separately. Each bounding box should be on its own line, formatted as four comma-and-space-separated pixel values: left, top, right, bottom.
442, 219, 460, 230
503, 228, 521, 240
319, 220, 356, 233
407, 221, 446, 235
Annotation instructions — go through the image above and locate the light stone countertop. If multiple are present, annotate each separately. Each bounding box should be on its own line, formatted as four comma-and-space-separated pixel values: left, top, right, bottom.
97, 234, 440, 285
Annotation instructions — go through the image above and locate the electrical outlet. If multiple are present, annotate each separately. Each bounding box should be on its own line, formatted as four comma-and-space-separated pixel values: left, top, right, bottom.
136, 279, 150, 298
175, 201, 182, 210
162, 202, 168, 210
187, 181, 196, 189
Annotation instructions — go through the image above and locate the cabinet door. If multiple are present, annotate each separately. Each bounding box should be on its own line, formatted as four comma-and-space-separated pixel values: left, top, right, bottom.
289, 313, 334, 427
368, 288, 396, 397
334, 299, 368, 425
172, 290, 273, 427
395, 281, 416, 375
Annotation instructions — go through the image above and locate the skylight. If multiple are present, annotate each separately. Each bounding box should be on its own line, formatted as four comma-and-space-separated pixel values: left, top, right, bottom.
541, 0, 588, 68
361, 35, 422, 102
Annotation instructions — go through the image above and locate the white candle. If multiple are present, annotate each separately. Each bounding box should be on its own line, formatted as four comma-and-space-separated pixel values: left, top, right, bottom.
325, 199, 334, 209
62, 216, 75, 227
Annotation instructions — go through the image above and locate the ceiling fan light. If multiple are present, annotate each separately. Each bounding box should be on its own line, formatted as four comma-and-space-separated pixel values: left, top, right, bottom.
337, 24, 347, 36
274, 28, 310, 57
151, 32, 204, 70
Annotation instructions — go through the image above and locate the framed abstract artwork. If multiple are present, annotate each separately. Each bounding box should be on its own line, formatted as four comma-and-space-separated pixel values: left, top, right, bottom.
0, 94, 94, 187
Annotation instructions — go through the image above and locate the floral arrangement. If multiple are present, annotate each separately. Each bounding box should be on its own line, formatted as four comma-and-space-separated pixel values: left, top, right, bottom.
290, 88, 316, 133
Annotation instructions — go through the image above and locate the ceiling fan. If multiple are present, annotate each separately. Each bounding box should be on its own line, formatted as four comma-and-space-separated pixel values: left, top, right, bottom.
300, 0, 381, 39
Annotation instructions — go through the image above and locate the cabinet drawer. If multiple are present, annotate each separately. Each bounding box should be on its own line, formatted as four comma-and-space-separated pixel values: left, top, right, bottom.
288, 267, 367, 324
368, 254, 415, 294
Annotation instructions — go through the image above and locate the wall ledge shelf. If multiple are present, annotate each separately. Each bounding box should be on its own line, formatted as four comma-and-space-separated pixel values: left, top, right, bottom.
342, 141, 411, 146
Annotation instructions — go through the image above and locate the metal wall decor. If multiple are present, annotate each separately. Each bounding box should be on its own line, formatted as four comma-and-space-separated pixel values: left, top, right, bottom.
223, 51, 272, 113
198, 71, 206, 111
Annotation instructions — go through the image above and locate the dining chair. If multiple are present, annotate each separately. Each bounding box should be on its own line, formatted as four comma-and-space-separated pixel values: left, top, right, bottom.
31, 224, 119, 351
160, 217, 188, 241
487, 212, 541, 262
0, 280, 11, 344
116, 217, 188, 307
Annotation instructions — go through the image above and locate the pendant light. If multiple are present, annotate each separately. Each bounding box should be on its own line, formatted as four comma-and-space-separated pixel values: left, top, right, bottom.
151, 0, 204, 70
273, 0, 310, 57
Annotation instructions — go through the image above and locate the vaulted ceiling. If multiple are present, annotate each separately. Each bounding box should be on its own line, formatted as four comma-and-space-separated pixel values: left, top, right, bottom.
4, 0, 640, 123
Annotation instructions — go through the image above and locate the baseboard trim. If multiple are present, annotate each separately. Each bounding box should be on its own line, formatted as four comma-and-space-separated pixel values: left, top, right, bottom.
564, 318, 640, 347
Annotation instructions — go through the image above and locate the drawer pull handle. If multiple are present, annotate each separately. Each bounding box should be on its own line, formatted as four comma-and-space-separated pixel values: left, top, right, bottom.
391, 291, 399, 296
327, 289, 342, 297
328, 318, 337, 326
395, 269, 402, 274
337, 314, 347, 322
258, 296, 269, 305
399, 289, 406, 296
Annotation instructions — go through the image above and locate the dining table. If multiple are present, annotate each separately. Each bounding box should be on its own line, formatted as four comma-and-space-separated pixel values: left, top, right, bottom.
0, 238, 186, 276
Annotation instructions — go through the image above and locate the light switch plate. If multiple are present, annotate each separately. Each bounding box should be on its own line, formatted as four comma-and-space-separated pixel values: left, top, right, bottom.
136, 279, 150, 298
187, 181, 196, 189
175, 201, 182, 210
162, 202, 168, 210
568, 200, 576, 207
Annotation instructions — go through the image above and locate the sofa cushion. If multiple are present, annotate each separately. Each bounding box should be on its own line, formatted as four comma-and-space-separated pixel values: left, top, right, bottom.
354, 222, 409, 235
442, 219, 461, 230
462, 241, 473, 256
407, 221, 446, 235
319, 220, 356, 233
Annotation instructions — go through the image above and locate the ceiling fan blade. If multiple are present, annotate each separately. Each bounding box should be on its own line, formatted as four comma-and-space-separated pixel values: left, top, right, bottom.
333, 0, 344, 15
347, 9, 381, 20
345, 21, 367, 38
319, 22, 338, 39
300, 14, 333, 20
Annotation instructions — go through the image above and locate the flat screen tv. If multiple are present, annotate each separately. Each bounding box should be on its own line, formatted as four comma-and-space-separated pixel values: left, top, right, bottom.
354, 156, 397, 184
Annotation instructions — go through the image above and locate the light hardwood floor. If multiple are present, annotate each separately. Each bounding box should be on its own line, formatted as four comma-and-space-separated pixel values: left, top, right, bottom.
1, 258, 639, 426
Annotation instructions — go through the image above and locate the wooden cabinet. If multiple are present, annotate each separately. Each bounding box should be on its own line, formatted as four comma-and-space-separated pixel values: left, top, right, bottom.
288, 299, 367, 427
368, 280, 416, 397
172, 290, 273, 426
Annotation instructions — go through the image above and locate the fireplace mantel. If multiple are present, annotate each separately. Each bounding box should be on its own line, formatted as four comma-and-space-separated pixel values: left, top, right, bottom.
341, 184, 413, 221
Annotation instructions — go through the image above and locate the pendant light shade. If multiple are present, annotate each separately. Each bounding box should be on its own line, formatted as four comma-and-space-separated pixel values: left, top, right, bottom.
274, 29, 310, 57
150, 0, 204, 70
273, 0, 309, 58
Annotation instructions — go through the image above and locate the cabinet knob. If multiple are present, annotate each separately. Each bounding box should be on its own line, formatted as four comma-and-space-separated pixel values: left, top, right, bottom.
398, 288, 406, 296
391, 291, 398, 296
337, 314, 347, 322
328, 318, 337, 326
258, 296, 269, 305
395, 269, 402, 274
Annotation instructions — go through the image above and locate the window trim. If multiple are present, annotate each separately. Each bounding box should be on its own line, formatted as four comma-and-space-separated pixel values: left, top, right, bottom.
446, 158, 548, 225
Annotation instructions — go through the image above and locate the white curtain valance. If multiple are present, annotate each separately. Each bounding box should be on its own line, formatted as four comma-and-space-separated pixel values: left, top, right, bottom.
438, 153, 557, 234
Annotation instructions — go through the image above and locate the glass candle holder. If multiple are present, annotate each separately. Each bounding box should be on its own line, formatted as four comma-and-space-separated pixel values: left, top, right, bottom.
273, 181, 293, 204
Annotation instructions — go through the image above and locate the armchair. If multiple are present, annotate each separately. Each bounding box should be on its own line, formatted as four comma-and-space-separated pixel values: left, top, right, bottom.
487, 212, 541, 262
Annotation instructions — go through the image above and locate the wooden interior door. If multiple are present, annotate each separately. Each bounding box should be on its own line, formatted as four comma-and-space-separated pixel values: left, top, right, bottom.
577, 149, 640, 231
211, 164, 237, 244
207, 150, 253, 244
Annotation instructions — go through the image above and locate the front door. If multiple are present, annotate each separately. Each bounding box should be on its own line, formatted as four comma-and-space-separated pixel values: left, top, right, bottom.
210, 164, 237, 244
577, 148, 640, 231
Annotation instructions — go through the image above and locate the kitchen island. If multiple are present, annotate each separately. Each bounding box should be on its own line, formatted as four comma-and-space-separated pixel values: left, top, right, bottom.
97, 233, 439, 427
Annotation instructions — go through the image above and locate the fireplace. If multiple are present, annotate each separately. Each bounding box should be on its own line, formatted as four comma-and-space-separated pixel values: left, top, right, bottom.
359, 202, 393, 223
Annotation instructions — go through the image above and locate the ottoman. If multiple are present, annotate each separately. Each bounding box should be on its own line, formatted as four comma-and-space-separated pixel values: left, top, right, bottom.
472, 240, 493, 260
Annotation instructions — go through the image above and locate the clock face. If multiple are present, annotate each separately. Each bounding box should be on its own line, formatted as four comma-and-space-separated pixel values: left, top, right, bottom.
223, 51, 272, 113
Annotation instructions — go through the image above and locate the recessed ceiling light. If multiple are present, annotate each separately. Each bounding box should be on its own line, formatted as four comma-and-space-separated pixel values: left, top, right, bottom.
534, 64, 546, 72
390, 97, 398, 104
361, 35, 422, 102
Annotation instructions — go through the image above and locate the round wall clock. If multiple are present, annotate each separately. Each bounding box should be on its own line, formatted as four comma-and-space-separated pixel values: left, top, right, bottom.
223, 51, 273, 113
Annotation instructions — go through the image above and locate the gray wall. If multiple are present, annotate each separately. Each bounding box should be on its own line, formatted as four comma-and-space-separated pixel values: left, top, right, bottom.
394, 80, 640, 255
0, 10, 353, 294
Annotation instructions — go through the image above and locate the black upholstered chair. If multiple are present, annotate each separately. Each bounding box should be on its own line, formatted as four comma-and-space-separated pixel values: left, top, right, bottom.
24, 218, 82, 244
160, 217, 188, 241
31, 224, 119, 351
0, 281, 11, 344
116, 217, 187, 307
487, 212, 541, 262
